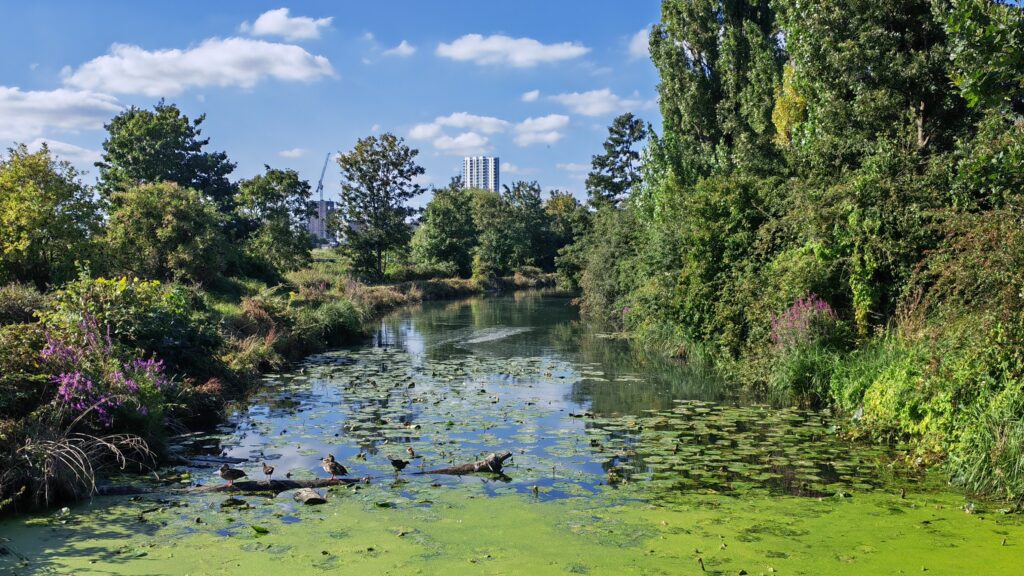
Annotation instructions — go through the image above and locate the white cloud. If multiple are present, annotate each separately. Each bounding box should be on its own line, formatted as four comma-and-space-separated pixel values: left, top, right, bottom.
550, 88, 653, 116
62, 38, 334, 96
629, 26, 650, 60
409, 122, 442, 140
502, 162, 524, 174
26, 137, 102, 165
409, 112, 510, 144
383, 40, 416, 57
370, 123, 381, 133
437, 34, 589, 67
433, 131, 488, 156
557, 162, 589, 173
240, 8, 332, 41
514, 114, 569, 146
437, 112, 509, 134
278, 147, 305, 158
520, 89, 540, 102
0, 86, 122, 142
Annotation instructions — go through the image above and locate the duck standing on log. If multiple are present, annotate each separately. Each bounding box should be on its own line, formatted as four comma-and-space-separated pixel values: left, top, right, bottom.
219, 463, 247, 487
262, 462, 274, 484
321, 454, 348, 479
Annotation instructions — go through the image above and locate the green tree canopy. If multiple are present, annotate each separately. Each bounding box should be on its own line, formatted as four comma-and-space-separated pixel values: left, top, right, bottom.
235, 166, 315, 272
0, 144, 100, 288
105, 182, 226, 285
586, 113, 648, 209
97, 101, 236, 210
411, 177, 477, 277
332, 133, 425, 280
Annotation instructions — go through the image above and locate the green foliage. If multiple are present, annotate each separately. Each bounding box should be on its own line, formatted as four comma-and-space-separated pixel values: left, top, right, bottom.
235, 166, 315, 272
586, 113, 648, 208
38, 272, 221, 377
572, 0, 1024, 502
97, 101, 236, 209
0, 144, 100, 288
546, 192, 591, 287
333, 133, 425, 280
946, 0, 1024, 114
411, 178, 477, 277
0, 283, 46, 325
104, 182, 227, 285
0, 323, 48, 417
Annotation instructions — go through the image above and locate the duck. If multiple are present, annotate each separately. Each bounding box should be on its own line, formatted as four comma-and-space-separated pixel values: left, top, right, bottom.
406, 446, 415, 458
219, 463, 246, 487
262, 462, 274, 484
321, 454, 348, 480
389, 458, 410, 472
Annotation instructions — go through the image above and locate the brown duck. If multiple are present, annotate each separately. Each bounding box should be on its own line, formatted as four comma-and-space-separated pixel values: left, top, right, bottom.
219, 463, 246, 486
321, 454, 348, 479
262, 462, 274, 483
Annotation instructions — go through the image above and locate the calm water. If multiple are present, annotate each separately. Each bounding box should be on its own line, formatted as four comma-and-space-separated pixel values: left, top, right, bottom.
2, 292, 1022, 575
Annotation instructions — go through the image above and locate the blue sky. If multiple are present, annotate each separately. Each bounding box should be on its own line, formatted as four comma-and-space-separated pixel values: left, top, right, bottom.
0, 1, 661, 205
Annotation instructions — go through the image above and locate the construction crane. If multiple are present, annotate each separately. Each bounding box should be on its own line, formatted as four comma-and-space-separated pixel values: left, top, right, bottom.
313, 152, 331, 241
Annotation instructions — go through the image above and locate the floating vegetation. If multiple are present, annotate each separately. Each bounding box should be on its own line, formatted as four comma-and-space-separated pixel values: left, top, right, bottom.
1, 295, 1022, 575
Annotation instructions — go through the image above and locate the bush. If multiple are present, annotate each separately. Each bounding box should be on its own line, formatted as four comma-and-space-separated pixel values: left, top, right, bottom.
38, 272, 222, 378
39, 314, 171, 437
0, 323, 48, 417
950, 379, 1024, 505
386, 261, 459, 283
0, 283, 46, 325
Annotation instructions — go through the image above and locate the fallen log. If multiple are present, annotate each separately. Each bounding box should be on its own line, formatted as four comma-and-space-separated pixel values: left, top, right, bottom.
418, 452, 513, 475
189, 478, 361, 494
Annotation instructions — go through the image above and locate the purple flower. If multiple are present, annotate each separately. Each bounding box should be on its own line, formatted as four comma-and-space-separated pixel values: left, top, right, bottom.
770, 294, 837, 348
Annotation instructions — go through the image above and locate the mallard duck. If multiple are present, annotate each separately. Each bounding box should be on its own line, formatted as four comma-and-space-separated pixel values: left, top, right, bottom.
262, 462, 274, 483
389, 458, 409, 472
219, 463, 246, 486
321, 454, 348, 479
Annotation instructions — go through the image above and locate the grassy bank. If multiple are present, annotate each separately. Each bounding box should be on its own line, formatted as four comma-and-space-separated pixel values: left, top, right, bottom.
0, 264, 555, 513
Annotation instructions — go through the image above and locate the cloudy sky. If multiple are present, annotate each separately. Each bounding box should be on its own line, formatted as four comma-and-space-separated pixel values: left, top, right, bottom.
0, 1, 660, 204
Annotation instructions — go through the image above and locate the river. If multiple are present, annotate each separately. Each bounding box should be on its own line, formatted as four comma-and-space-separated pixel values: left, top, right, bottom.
1, 292, 1021, 575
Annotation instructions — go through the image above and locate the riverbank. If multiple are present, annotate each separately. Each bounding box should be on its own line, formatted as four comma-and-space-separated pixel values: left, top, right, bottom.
0, 267, 557, 514
4, 293, 1021, 576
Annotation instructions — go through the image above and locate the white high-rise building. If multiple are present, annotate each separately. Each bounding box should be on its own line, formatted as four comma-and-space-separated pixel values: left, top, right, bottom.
463, 156, 500, 192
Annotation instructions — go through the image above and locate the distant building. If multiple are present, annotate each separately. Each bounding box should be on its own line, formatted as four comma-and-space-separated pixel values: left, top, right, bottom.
463, 156, 499, 192
307, 200, 338, 244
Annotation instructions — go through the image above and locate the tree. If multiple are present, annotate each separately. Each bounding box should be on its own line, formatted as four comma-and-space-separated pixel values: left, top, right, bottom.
502, 181, 549, 268
96, 101, 236, 210
411, 177, 478, 277
332, 133, 425, 280
650, 0, 783, 180
235, 166, 315, 272
0, 144, 100, 287
586, 113, 648, 208
946, 0, 1024, 115
104, 182, 226, 284
545, 191, 592, 284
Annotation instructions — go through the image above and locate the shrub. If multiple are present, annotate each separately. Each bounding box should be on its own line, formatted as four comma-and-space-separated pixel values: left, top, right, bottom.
0, 283, 45, 325
950, 379, 1024, 505
0, 323, 48, 417
39, 313, 171, 435
38, 272, 221, 378
222, 333, 284, 381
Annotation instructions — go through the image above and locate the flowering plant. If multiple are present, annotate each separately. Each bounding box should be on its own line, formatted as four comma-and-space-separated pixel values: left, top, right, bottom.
41, 313, 171, 429
770, 294, 842, 350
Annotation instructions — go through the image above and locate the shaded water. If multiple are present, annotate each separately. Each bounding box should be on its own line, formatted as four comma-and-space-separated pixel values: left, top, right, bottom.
2, 292, 1022, 575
